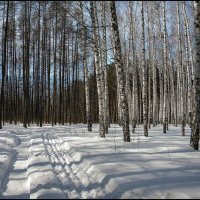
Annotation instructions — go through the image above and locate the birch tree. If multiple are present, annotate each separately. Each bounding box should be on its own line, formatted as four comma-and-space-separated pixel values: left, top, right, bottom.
90, 1, 105, 137
100, 1, 110, 132
190, 1, 200, 150
163, 1, 168, 133
80, 1, 92, 132
110, 1, 130, 142
182, 1, 193, 127
177, 1, 186, 136
141, 1, 148, 136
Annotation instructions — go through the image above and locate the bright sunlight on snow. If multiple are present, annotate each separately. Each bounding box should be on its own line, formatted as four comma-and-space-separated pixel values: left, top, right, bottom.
0, 124, 199, 199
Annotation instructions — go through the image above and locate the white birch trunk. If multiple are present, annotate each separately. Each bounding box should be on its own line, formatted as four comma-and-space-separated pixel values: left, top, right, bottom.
80, 1, 92, 132
152, 28, 157, 127
110, 1, 130, 142
100, 1, 110, 131
169, 60, 176, 126
182, 1, 193, 126
128, 1, 137, 133
141, 1, 148, 136
147, 6, 152, 129
163, 1, 167, 133
190, 1, 200, 150
177, 1, 186, 136
90, 1, 105, 137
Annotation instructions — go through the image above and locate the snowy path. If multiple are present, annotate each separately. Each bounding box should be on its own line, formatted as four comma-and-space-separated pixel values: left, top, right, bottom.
0, 124, 200, 199
44, 132, 107, 199
0, 128, 107, 199
1, 132, 30, 199
27, 131, 66, 199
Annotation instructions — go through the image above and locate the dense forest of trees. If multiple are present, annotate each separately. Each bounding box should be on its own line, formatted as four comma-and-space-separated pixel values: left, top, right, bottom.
0, 1, 199, 150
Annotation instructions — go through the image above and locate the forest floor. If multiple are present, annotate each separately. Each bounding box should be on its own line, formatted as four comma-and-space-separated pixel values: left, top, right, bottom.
0, 123, 199, 199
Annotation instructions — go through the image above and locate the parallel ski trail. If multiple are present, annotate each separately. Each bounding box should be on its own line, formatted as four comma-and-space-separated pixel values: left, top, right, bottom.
28, 130, 66, 199
44, 133, 81, 198
44, 131, 107, 199
1, 128, 108, 199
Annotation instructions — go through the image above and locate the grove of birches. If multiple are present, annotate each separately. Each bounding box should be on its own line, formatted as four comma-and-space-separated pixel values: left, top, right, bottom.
0, 1, 200, 150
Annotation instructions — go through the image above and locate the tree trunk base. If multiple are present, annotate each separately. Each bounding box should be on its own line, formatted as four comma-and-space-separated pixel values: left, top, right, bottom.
163, 123, 166, 133
144, 124, 148, 137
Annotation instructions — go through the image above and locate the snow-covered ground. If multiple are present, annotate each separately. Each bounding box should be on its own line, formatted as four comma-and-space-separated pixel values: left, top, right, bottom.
0, 123, 199, 199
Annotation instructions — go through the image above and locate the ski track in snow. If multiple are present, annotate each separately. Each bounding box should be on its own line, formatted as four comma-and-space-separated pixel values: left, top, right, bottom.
0, 127, 108, 199
44, 131, 107, 199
